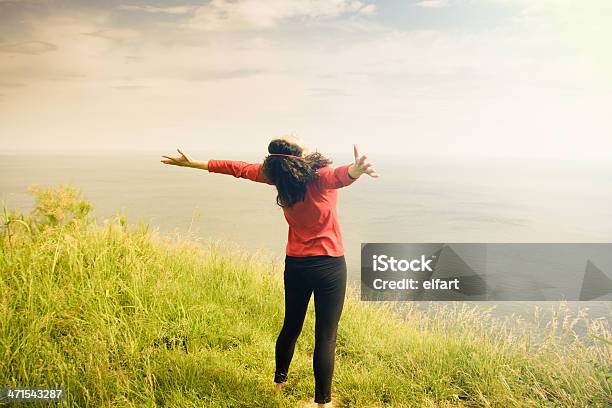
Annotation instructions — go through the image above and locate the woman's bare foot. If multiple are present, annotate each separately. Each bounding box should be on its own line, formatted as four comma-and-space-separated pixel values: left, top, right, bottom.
299, 391, 337, 407
274, 382, 285, 395
298, 401, 332, 408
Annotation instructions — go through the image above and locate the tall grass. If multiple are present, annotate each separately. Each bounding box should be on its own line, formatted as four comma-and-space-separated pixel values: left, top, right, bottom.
1, 185, 610, 407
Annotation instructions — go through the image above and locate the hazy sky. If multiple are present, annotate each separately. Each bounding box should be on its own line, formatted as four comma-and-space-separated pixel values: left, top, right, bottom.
1, 0, 611, 159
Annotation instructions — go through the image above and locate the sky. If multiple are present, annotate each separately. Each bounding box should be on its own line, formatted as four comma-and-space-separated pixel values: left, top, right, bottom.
1, 0, 611, 159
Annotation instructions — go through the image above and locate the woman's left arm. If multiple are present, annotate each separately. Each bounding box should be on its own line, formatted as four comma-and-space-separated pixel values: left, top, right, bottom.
161, 148, 207, 169
161, 149, 271, 184
206, 160, 271, 184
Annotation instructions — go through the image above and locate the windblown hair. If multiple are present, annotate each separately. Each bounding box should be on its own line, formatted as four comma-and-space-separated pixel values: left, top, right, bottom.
262, 138, 332, 208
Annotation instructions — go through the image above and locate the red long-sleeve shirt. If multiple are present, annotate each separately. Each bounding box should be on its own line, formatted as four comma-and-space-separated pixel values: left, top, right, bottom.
207, 160, 357, 257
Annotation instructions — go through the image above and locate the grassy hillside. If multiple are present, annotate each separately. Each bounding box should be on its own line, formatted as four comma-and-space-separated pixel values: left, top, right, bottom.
1, 185, 610, 407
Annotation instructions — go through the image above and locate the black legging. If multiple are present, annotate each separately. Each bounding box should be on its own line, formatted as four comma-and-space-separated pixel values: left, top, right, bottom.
274, 255, 347, 404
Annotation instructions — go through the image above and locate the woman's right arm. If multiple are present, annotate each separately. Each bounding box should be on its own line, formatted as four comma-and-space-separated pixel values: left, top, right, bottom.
316, 144, 379, 189
348, 144, 378, 179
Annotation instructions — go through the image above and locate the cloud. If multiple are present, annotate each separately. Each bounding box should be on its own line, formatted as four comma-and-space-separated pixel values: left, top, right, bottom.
124, 55, 143, 63
0, 41, 57, 55
307, 87, 350, 97
111, 85, 150, 90
46, 73, 87, 81
118, 4, 196, 15
416, 0, 448, 8
0, 81, 26, 88
359, 4, 377, 15
0, 0, 46, 3
186, 0, 376, 31
83, 28, 142, 42
183, 68, 264, 81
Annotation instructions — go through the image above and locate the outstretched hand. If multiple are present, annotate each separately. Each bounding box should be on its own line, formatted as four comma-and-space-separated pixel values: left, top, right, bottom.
352, 144, 379, 178
161, 148, 193, 167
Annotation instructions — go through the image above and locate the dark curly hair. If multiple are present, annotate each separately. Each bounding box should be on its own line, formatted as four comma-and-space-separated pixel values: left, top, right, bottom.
262, 138, 332, 208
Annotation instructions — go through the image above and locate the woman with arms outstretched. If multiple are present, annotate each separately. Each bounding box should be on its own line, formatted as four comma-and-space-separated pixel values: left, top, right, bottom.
161, 134, 378, 407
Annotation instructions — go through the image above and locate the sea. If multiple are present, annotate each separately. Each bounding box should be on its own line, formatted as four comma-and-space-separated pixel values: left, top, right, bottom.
2, 153, 611, 334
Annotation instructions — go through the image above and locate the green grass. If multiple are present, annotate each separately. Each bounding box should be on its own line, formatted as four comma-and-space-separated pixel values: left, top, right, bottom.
1, 185, 610, 407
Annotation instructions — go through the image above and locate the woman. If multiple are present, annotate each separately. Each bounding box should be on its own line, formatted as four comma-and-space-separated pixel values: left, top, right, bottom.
161, 134, 378, 407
